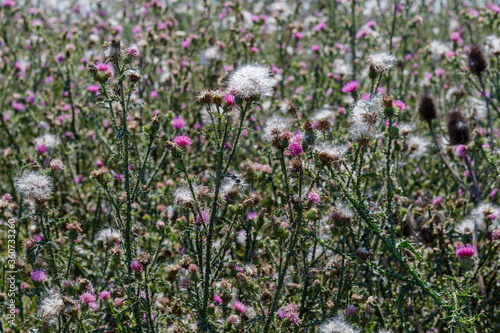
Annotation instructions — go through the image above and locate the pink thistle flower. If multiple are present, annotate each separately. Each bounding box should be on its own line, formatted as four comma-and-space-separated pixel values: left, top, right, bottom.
311, 44, 321, 52
307, 191, 321, 205
456, 144, 467, 157
455, 244, 475, 259
393, 100, 406, 111
341, 80, 359, 93
174, 135, 192, 147
450, 32, 460, 42
225, 94, 236, 106
36, 145, 48, 154
346, 304, 358, 317
214, 294, 223, 303
196, 209, 211, 224
87, 85, 100, 93
12, 101, 25, 111
88, 302, 98, 311
285, 136, 304, 156
96, 62, 110, 72
171, 116, 186, 130
233, 300, 247, 313
100, 290, 111, 300
126, 46, 139, 57
55, 52, 66, 63
287, 311, 301, 325
31, 270, 47, 282
131, 260, 143, 272
247, 212, 258, 220
432, 196, 442, 205
492, 229, 500, 240
156, 220, 165, 228
79, 292, 97, 304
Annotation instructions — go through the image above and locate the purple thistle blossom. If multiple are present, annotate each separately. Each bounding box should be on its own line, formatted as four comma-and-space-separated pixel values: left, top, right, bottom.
341, 80, 359, 93
455, 244, 475, 259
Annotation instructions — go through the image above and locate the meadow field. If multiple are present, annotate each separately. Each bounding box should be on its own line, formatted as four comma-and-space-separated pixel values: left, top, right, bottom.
0, 0, 500, 332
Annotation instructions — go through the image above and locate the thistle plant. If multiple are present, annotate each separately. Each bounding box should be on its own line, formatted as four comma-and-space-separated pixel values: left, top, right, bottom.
1, 1, 500, 333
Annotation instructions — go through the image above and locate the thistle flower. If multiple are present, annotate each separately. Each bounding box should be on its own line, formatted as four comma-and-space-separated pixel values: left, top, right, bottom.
173, 135, 192, 147
341, 80, 359, 94
15, 171, 53, 206
49, 159, 64, 171
38, 289, 65, 326
79, 292, 97, 304
131, 260, 143, 272
227, 314, 241, 325
233, 300, 247, 313
455, 244, 475, 259
280, 99, 298, 114
227, 63, 274, 100
455, 144, 467, 157
447, 110, 470, 145
418, 94, 437, 122
31, 269, 47, 282
171, 116, 186, 130
196, 209, 211, 224
468, 45, 487, 75
367, 52, 396, 73
319, 316, 360, 333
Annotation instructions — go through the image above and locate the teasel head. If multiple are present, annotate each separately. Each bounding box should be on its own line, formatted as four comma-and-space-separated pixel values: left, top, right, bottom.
468, 45, 487, 75
418, 94, 437, 123
447, 109, 470, 145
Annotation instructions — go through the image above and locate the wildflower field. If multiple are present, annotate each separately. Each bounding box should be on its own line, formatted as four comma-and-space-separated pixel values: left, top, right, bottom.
1, 0, 500, 332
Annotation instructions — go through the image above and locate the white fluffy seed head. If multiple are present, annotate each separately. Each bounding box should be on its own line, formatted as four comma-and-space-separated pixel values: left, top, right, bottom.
38, 289, 65, 326
349, 96, 382, 142
319, 316, 360, 333
262, 115, 289, 142
34, 133, 60, 150
15, 171, 53, 205
407, 136, 430, 158
367, 52, 397, 73
96, 228, 121, 243
174, 187, 194, 207
227, 63, 274, 100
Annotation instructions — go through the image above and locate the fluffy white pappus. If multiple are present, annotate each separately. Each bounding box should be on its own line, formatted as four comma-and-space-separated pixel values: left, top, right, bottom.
319, 316, 360, 333
406, 136, 430, 158
485, 35, 500, 57
96, 228, 121, 243
15, 171, 53, 204
367, 52, 397, 72
429, 40, 452, 62
34, 133, 60, 150
174, 186, 195, 206
313, 142, 348, 160
38, 289, 65, 326
457, 203, 500, 234
200, 46, 223, 67
349, 96, 382, 141
312, 106, 336, 122
220, 176, 247, 198
262, 115, 289, 142
227, 63, 274, 99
